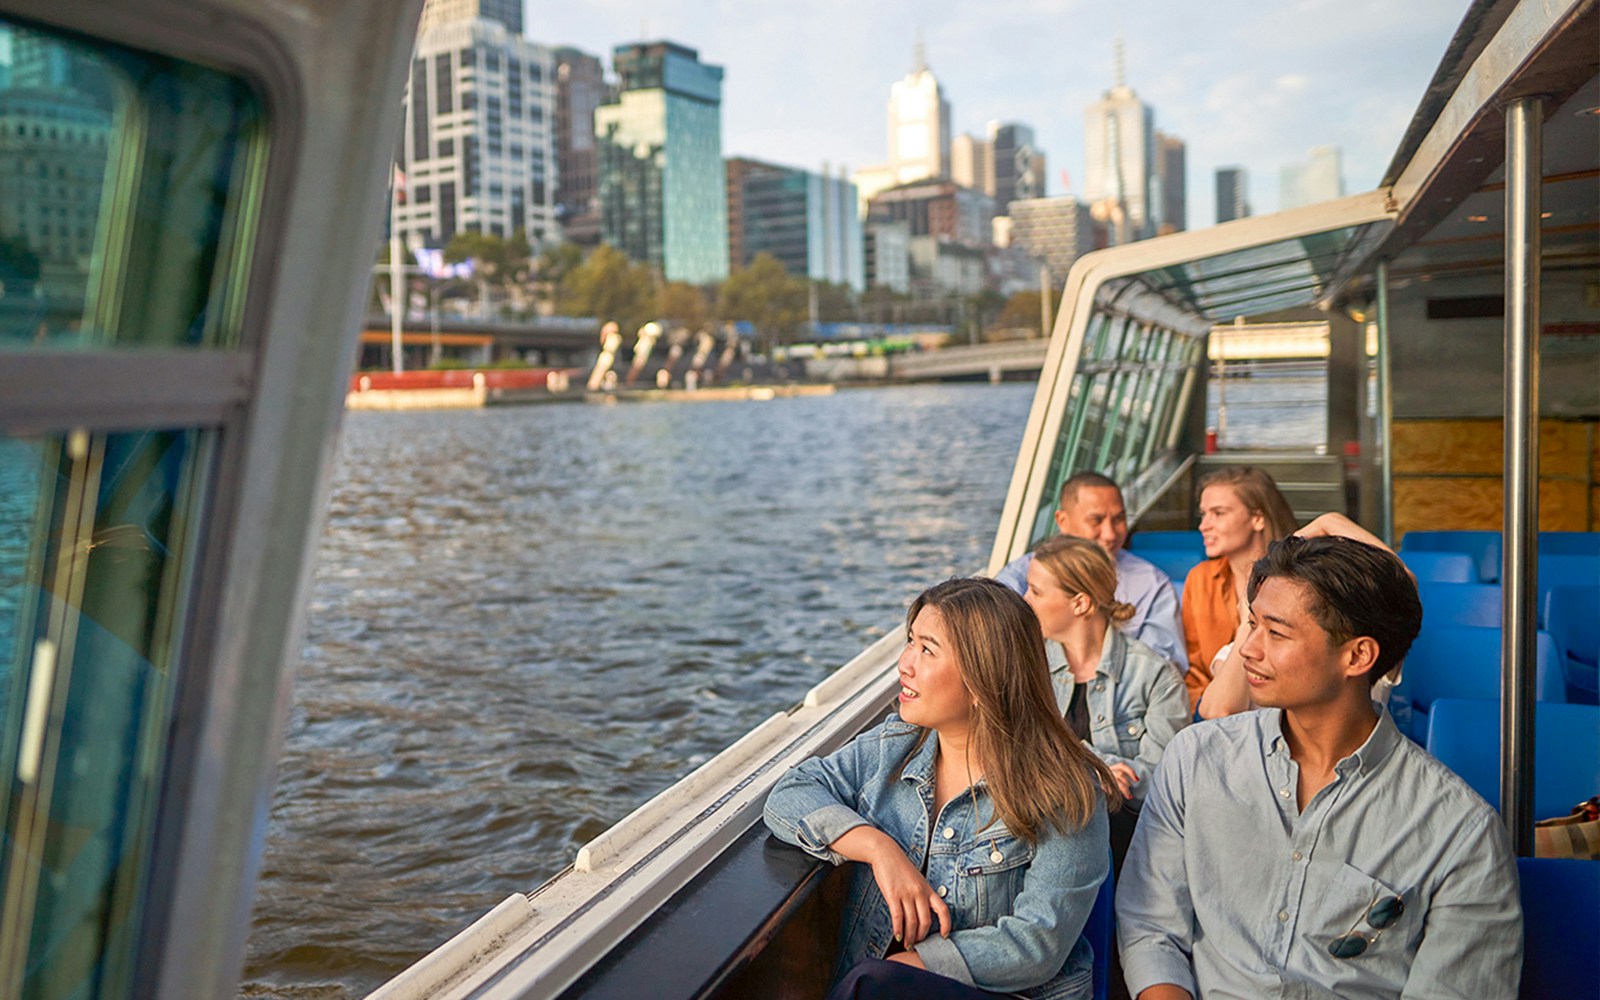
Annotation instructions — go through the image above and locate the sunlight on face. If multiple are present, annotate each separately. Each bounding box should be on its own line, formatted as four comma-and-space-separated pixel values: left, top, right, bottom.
897, 606, 973, 733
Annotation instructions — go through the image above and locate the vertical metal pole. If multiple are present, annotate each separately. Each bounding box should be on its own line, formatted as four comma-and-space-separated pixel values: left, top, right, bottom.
1501, 97, 1543, 857
1375, 260, 1394, 545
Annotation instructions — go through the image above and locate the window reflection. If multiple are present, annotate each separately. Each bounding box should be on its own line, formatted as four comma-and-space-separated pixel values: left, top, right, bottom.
0, 427, 207, 998
0, 17, 264, 350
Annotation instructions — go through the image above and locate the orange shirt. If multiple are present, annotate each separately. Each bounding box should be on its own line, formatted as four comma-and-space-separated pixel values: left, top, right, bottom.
1181, 555, 1240, 710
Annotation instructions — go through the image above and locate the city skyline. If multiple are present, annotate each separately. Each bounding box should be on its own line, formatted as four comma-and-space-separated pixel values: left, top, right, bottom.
526, 0, 1466, 226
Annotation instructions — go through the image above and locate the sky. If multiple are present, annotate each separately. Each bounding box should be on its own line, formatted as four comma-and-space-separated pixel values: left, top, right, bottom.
529, 0, 1470, 227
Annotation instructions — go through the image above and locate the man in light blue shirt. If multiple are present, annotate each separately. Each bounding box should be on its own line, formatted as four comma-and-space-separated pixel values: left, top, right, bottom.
995, 472, 1187, 670
1116, 535, 1522, 1000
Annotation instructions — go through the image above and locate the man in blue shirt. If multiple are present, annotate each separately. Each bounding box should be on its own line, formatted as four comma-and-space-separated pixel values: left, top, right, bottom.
1116, 535, 1522, 999
995, 472, 1187, 669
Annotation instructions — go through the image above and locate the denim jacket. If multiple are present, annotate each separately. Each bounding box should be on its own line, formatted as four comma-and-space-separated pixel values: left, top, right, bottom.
763, 714, 1108, 999
1048, 627, 1190, 807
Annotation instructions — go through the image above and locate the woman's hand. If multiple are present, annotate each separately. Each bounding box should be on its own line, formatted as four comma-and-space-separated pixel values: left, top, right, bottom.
830, 825, 952, 946
1107, 762, 1139, 800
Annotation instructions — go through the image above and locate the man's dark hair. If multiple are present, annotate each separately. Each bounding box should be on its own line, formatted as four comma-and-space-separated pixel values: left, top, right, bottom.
1247, 535, 1422, 684
1057, 470, 1120, 508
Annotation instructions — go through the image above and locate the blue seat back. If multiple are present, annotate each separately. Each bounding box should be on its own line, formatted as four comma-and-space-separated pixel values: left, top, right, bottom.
1396, 628, 1564, 741
1400, 551, 1477, 583
1545, 585, 1600, 703
1401, 530, 1501, 582
1082, 859, 1114, 1000
1128, 530, 1205, 555
1418, 581, 1503, 628
1138, 547, 1205, 586
1539, 554, 1600, 605
1539, 531, 1600, 556
1425, 699, 1599, 819
1518, 857, 1600, 999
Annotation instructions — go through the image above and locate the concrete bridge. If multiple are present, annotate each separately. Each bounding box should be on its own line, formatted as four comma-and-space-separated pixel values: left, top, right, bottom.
360, 313, 600, 368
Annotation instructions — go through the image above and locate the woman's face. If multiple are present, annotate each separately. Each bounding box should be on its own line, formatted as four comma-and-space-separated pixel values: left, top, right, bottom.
897, 605, 973, 733
1199, 484, 1267, 559
1024, 558, 1086, 642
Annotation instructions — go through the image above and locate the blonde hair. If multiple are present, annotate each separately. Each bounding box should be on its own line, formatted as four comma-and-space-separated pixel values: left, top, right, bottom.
894, 578, 1118, 842
1032, 535, 1135, 623
1198, 466, 1298, 542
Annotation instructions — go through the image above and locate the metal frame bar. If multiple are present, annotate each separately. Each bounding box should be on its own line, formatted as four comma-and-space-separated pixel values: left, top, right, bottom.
1375, 261, 1395, 545
0, 353, 252, 434
1500, 96, 1543, 856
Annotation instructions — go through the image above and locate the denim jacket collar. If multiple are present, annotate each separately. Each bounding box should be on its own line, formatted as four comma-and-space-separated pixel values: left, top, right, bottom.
896, 728, 942, 787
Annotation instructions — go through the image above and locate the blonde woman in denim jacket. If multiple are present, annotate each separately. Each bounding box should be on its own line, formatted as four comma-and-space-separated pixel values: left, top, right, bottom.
764, 578, 1117, 1000
1024, 536, 1190, 874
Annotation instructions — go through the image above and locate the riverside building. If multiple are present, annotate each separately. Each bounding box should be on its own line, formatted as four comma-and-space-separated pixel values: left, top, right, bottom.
726, 158, 863, 291
596, 41, 729, 284
394, 0, 557, 249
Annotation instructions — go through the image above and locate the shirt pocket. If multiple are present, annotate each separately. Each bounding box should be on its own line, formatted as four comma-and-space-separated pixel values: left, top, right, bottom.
956, 835, 1035, 927
1304, 860, 1415, 964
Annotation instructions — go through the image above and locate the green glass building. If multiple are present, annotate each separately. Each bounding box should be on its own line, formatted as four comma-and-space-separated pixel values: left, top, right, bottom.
596, 42, 728, 284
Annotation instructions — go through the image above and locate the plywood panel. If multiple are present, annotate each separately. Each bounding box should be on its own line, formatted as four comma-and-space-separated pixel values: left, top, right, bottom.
1394, 478, 1503, 537
1542, 421, 1590, 478
1393, 420, 1501, 475
1541, 480, 1590, 531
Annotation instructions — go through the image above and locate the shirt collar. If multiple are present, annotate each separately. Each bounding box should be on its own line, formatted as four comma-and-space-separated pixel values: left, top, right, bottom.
1100, 626, 1128, 682
898, 729, 942, 785
1264, 706, 1403, 776
1205, 553, 1230, 581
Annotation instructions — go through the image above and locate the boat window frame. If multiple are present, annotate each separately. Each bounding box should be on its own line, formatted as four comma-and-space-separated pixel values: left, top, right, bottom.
987, 191, 1398, 574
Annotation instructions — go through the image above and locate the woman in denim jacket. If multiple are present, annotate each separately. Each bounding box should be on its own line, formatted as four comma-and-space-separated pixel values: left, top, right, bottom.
1023, 535, 1189, 876
764, 578, 1116, 1000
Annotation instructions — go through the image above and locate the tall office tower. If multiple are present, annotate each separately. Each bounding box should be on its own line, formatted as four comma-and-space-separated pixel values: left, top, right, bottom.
1007, 195, 1096, 282
1280, 145, 1345, 209
554, 47, 606, 245
887, 41, 952, 184
990, 122, 1045, 212
596, 41, 728, 283
418, 0, 521, 35
1215, 166, 1250, 223
394, 5, 557, 250
725, 158, 863, 290
951, 134, 993, 195
1083, 39, 1156, 240
1153, 130, 1186, 234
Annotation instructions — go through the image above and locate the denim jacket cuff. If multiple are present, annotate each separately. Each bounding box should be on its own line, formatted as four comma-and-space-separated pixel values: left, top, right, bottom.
796, 803, 869, 863
1121, 943, 1196, 997
913, 933, 974, 985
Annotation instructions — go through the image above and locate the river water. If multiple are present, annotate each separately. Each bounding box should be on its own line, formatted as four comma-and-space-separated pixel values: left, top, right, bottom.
238, 383, 1036, 998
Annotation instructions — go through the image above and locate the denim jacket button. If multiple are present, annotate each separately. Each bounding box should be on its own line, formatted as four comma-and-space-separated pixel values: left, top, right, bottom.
943, 826, 955, 839
1095, 714, 1105, 722
938, 885, 948, 897
990, 849, 1004, 863
1094, 682, 1104, 691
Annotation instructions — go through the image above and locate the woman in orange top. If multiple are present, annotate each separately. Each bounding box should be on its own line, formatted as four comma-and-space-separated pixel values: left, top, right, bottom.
1179, 467, 1296, 709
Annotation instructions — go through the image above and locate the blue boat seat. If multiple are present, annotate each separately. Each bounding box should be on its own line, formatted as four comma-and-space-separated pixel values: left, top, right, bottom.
1137, 547, 1206, 586
1393, 627, 1563, 741
1083, 859, 1114, 1000
1400, 551, 1477, 583
1538, 530, 1600, 556
1425, 698, 1599, 820
1400, 530, 1501, 582
1545, 585, 1599, 705
1418, 581, 1503, 628
1538, 554, 1599, 609
1128, 530, 1205, 555
1518, 857, 1600, 1000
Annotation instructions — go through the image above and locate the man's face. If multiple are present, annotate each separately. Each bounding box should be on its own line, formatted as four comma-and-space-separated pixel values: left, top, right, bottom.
1055, 485, 1128, 556
1237, 576, 1362, 711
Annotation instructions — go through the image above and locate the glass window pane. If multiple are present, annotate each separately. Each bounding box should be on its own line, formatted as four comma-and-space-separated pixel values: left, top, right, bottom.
0, 427, 209, 998
0, 16, 265, 350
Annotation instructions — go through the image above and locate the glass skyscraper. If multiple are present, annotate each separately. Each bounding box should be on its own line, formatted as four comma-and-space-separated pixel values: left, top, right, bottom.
727, 158, 863, 291
596, 41, 728, 283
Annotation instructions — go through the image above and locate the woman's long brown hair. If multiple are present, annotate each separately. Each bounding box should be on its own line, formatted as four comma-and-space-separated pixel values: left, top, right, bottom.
893, 577, 1119, 843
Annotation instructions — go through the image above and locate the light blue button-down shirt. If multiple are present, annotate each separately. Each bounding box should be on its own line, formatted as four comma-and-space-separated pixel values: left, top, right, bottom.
996, 548, 1188, 671
1116, 708, 1522, 1000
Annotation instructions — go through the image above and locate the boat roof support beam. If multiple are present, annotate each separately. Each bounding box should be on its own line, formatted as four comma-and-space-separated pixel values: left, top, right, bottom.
1500, 95, 1543, 857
